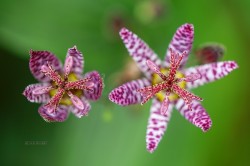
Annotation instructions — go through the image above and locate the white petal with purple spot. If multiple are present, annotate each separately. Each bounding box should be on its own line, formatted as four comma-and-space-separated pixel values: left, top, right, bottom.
184, 61, 238, 89
70, 97, 91, 118
38, 105, 69, 122
146, 98, 173, 153
23, 83, 51, 103
164, 23, 194, 69
120, 28, 161, 79
109, 78, 150, 106
66, 46, 84, 75
175, 99, 212, 132
29, 50, 62, 82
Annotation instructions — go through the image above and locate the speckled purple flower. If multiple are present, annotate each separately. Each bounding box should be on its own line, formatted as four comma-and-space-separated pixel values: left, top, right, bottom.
23, 46, 103, 122
109, 24, 238, 153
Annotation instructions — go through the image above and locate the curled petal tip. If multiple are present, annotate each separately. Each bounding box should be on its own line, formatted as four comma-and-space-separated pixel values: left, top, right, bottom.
201, 122, 212, 132
147, 143, 156, 153
230, 61, 239, 69
183, 23, 194, 32
119, 27, 129, 36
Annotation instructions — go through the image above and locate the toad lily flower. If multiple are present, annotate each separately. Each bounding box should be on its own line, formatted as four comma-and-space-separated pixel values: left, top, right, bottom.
23, 46, 103, 122
109, 24, 238, 153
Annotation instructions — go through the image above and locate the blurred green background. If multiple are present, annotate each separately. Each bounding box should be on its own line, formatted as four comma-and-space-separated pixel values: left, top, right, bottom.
0, 0, 249, 166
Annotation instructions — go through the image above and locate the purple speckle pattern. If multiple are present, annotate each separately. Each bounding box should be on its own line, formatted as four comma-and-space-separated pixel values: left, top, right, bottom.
146, 98, 173, 153
109, 78, 150, 106
109, 24, 238, 153
184, 61, 238, 89
164, 23, 194, 69
83, 71, 103, 101
70, 97, 91, 118
120, 28, 161, 79
38, 105, 69, 122
176, 99, 212, 132
24, 46, 103, 122
66, 46, 84, 75
23, 83, 51, 103
29, 50, 62, 82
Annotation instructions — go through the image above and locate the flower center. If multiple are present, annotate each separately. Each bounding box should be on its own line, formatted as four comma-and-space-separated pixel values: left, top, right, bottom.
137, 49, 203, 115
49, 73, 83, 106
151, 68, 186, 102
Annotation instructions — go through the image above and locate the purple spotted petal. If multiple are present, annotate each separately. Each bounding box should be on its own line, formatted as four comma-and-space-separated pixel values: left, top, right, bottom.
175, 99, 212, 132
164, 23, 194, 69
38, 105, 69, 122
23, 83, 51, 103
70, 97, 91, 118
184, 61, 238, 89
109, 78, 150, 106
83, 71, 103, 101
29, 50, 62, 82
146, 98, 174, 153
120, 28, 161, 78
66, 46, 84, 75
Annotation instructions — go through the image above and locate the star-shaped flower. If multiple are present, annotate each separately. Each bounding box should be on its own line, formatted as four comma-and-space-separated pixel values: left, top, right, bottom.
109, 24, 238, 153
23, 46, 103, 122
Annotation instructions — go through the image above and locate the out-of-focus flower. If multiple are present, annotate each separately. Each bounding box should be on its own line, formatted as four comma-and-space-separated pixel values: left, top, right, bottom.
23, 46, 103, 122
195, 43, 225, 64
109, 24, 238, 153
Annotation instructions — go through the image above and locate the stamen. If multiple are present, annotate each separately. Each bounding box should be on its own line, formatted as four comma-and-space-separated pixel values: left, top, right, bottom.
160, 90, 170, 115
32, 85, 53, 95
146, 60, 168, 80
85, 81, 95, 88
137, 82, 168, 105
184, 73, 201, 82
41, 63, 63, 86
41, 65, 50, 73
172, 84, 202, 111
65, 77, 93, 91
175, 51, 186, 68
176, 73, 201, 83
67, 91, 84, 110
64, 56, 73, 79
46, 104, 57, 114
138, 50, 203, 112
169, 48, 176, 65
45, 88, 65, 113
84, 81, 95, 92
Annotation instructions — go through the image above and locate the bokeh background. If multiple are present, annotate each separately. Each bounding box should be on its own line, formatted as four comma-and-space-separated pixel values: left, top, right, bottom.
0, 0, 249, 166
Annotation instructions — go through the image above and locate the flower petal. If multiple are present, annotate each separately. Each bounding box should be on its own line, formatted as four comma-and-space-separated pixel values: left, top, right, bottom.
109, 78, 150, 106
70, 97, 91, 118
38, 105, 69, 122
83, 71, 103, 101
29, 50, 62, 82
175, 99, 212, 132
120, 28, 161, 78
164, 23, 194, 69
66, 46, 84, 75
23, 83, 51, 103
184, 61, 238, 89
146, 98, 174, 153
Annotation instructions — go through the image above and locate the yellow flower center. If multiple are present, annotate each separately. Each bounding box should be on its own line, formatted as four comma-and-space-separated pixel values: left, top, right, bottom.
151, 68, 186, 102
49, 73, 83, 105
